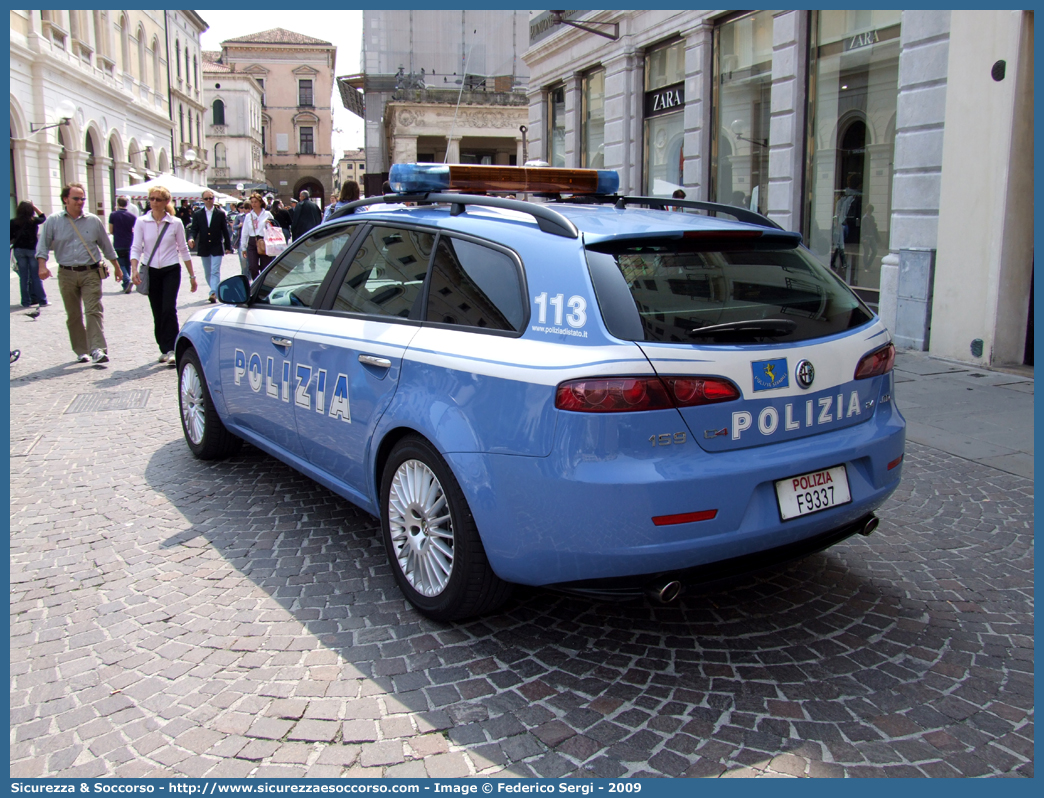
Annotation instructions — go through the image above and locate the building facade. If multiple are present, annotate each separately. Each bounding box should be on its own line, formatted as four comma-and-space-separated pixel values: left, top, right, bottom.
10, 10, 176, 217
523, 10, 1033, 368
202, 51, 266, 199
337, 10, 531, 196
334, 148, 366, 195
216, 28, 336, 206
166, 11, 209, 185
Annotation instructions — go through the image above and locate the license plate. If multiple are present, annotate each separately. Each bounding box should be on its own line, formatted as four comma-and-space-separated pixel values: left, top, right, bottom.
775, 465, 851, 521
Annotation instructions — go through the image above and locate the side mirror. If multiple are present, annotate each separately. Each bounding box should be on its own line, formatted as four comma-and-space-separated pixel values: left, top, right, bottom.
217, 274, 250, 304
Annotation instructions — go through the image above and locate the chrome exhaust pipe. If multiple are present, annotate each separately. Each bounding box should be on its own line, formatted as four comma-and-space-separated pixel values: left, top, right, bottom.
859, 515, 879, 536
646, 579, 683, 604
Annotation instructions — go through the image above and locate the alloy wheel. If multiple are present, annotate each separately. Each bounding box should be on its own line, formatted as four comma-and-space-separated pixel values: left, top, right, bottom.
387, 459, 455, 597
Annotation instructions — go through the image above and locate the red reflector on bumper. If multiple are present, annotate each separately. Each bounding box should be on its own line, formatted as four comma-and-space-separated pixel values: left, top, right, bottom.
887, 455, 904, 470
652, 509, 718, 527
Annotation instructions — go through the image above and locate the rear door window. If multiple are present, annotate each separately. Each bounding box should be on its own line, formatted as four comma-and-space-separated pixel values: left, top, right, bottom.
331, 225, 436, 319
425, 235, 525, 332
586, 236, 873, 344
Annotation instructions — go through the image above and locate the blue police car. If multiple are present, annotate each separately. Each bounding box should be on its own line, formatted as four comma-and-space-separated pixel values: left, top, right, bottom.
175, 164, 905, 621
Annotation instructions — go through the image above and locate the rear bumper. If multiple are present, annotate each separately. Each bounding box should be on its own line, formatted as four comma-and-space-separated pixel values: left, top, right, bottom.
550, 512, 878, 598
447, 399, 904, 587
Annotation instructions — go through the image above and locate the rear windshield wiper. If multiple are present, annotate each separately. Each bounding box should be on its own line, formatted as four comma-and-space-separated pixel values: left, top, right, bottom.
686, 319, 797, 340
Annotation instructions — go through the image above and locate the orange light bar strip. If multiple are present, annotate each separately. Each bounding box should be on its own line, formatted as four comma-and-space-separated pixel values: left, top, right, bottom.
651, 509, 718, 527
445, 165, 602, 194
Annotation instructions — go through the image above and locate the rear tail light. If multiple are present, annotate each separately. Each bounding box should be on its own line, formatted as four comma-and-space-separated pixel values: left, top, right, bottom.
854, 343, 896, 380
555, 376, 740, 412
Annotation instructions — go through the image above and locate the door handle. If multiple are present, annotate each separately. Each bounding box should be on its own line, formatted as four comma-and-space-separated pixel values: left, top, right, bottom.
358, 354, 391, 369
271, 337, 293, 348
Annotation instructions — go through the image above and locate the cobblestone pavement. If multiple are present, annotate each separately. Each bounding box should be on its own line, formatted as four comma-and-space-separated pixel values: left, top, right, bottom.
9, 263, 1034, 778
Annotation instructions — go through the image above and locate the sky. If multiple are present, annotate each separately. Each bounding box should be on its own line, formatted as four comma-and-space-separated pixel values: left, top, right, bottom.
197, 10, 364, 161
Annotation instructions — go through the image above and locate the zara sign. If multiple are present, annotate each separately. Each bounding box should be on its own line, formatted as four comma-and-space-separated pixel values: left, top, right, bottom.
645, 82, 685, 118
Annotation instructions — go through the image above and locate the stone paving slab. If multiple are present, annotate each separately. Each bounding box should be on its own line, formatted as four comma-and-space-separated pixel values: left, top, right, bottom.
9, 266, 1035, 778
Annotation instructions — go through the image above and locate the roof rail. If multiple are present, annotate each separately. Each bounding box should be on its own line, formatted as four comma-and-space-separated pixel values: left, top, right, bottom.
552, 194, 783, 231
329, 192, 579, 238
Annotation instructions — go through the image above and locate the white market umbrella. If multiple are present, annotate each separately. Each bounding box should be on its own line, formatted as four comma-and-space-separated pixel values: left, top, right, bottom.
115, 174, 234, 204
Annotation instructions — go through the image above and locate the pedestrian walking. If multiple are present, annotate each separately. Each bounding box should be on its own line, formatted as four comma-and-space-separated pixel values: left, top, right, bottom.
322, 180, 360, 222
241, 193, 276, 280
187, 190, 233, 303
176, 198, 193, 232
130, 186, 197, 365
290, 189, 322, 241
108, 197, 137, 294
10, 200, 48, 307
35, 183, 123, 364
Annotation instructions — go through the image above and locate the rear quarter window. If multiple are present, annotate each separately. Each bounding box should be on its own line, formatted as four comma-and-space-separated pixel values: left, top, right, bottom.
585, 237, 873, 344
426, 235, 525, 332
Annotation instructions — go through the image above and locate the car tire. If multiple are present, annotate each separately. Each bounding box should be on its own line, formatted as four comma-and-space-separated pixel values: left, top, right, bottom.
178, 348, 243, 460
380, 436, 512, 621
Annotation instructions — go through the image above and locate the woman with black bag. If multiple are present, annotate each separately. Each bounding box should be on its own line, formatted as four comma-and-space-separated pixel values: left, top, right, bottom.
130, 186, 198, 365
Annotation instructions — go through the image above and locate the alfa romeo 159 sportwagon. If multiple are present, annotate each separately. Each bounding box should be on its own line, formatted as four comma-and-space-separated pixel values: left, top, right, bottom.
175, 164, 905, 620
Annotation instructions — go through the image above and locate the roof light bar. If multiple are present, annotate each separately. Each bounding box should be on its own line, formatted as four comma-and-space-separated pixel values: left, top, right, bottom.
389, 163, 620, 196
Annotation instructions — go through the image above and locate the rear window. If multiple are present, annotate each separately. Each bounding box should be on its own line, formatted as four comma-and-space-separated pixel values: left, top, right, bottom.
585, 236, 873, 344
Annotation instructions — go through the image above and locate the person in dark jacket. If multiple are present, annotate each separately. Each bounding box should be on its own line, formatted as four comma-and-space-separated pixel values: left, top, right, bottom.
290, 189, 322, 241
176, 199, 193, 232
187, 190, 233, 303
109, 197, 137, 293
10, 201, 47, 307
270, 199, 292, 243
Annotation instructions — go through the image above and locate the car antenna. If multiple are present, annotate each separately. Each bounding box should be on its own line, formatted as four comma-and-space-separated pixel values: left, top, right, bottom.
444, 29, 478, 165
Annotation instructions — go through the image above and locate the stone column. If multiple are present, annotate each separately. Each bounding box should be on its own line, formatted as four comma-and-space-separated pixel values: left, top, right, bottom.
36, 141, 65, 214
603, 48, 639, 195
525, 88, 543, 164
393, 135, 419, 165
443, 135, 460, 165
88, 155, 111, 217
113, 160, 132, 196
878, 11, 951, 342
767, 10, 809, 233
681, 22, 713, 199
67, 150, 90, 187
565, 73, 582, 167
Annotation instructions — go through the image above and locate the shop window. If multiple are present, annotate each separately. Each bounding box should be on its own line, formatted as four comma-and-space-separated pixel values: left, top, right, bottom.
581, 69, 605, 169
806, 10, 901, 309
712, 11, 773, 215
643, 40, 686, 196
548, 86, 566, 168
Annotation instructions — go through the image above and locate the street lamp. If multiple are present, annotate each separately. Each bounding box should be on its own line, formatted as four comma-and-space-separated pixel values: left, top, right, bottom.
30, 99, 76, 134
29, 117, 71, 134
